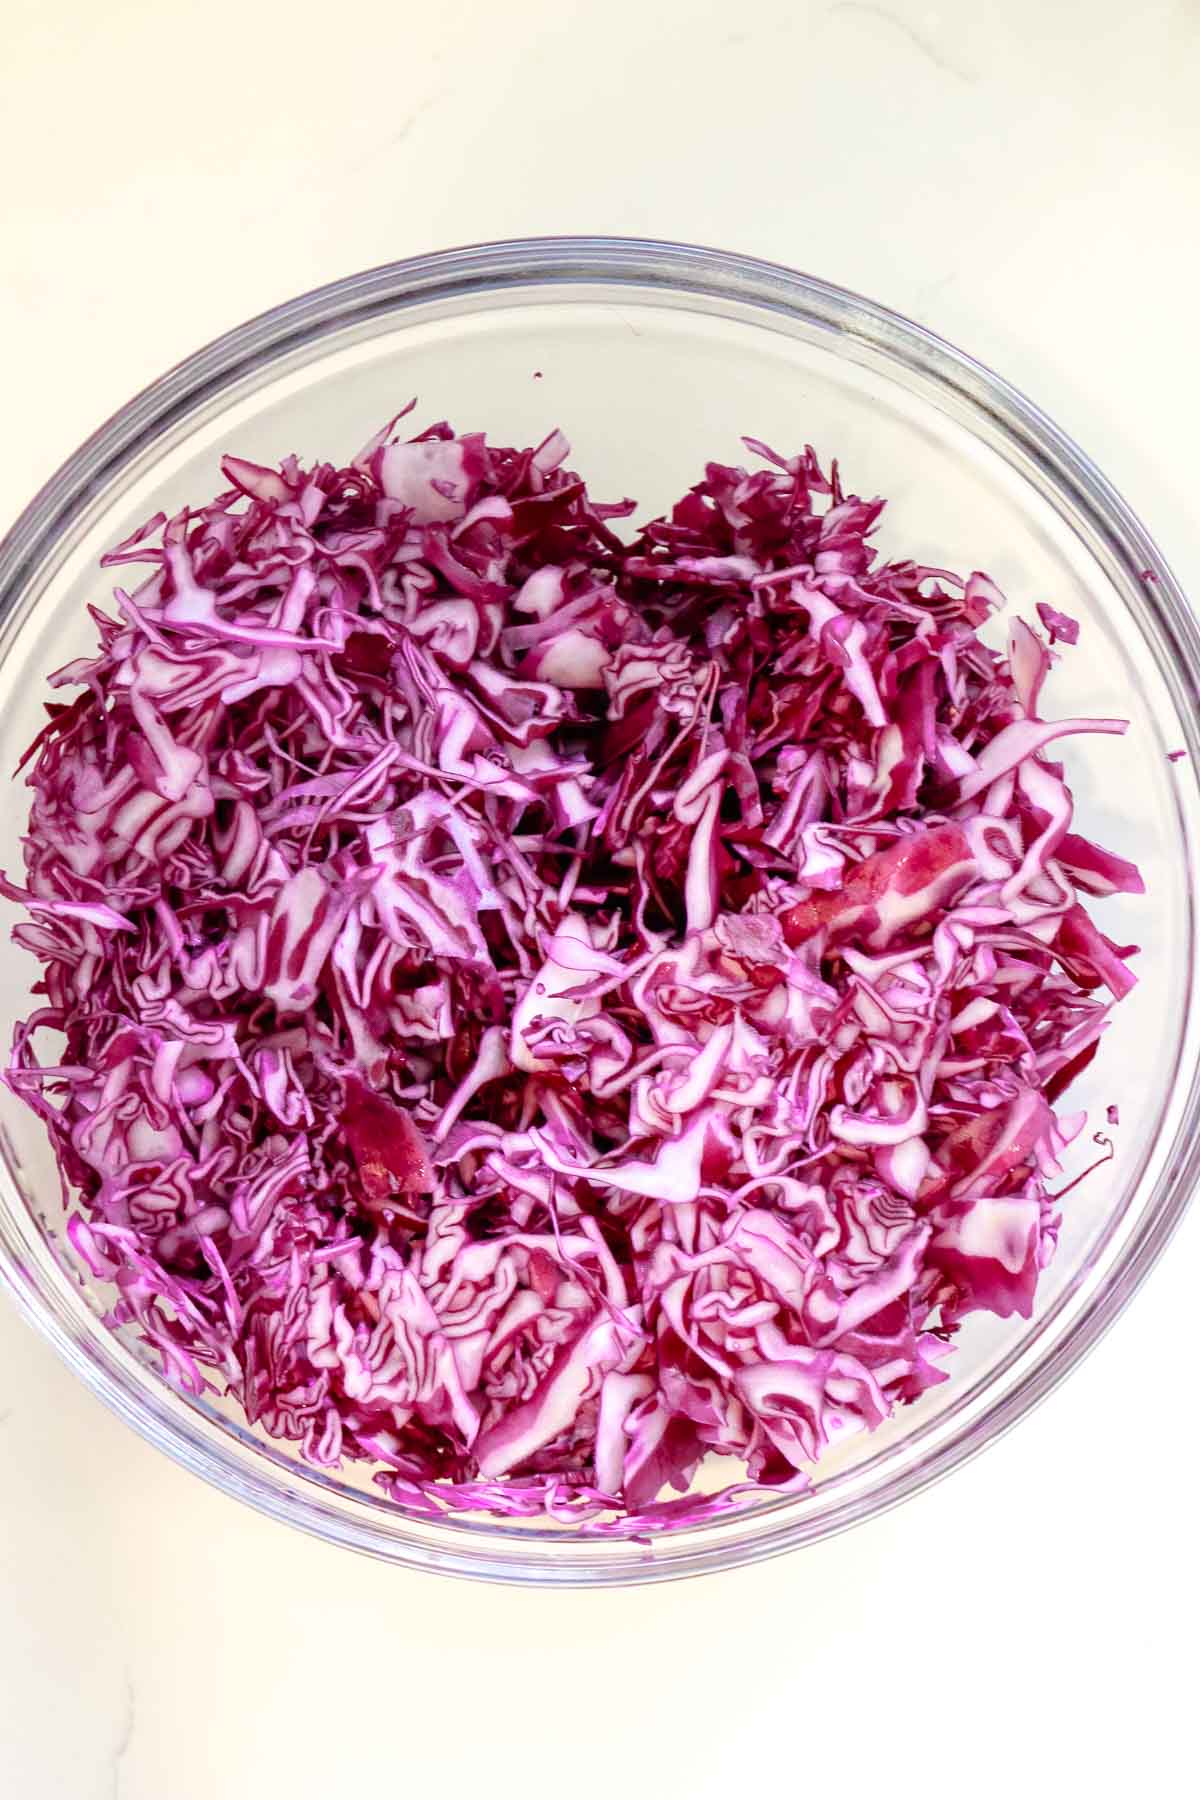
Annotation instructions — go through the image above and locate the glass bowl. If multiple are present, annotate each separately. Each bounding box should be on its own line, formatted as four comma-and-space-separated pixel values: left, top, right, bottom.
0, 237, 1197, 1585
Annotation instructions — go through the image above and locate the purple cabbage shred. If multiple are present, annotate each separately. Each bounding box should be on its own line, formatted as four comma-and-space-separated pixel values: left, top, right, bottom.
2, 420, 1139, 1528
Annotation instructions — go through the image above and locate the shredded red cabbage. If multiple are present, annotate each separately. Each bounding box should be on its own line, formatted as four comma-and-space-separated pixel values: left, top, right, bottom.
2, 418, 1139, 1527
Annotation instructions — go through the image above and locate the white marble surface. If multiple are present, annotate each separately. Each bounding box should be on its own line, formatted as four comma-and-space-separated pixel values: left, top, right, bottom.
2, 2, 1199, 1795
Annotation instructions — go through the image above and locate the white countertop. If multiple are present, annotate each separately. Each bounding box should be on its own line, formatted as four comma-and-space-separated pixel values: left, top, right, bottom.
2, 3, 1198, 1795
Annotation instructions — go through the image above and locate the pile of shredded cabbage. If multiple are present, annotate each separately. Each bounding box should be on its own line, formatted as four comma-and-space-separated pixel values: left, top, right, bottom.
2, 416, 1140, 1528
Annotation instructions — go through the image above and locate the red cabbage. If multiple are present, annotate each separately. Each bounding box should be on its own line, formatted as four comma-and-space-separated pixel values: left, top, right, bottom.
1036, 600, 1080, 646
2, 420, 1137, 1527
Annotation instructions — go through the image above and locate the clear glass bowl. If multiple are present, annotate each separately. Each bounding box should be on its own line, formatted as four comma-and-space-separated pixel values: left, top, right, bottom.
1, 237, 1197, 1585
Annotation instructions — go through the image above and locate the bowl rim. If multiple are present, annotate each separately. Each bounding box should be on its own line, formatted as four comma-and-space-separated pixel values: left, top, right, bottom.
2, 234, 1199, 1585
